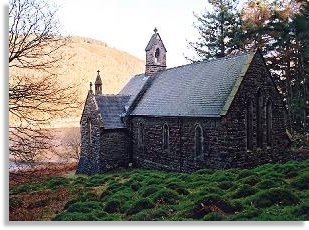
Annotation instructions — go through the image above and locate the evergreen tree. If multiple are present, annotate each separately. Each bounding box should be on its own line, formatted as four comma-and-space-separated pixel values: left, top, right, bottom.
293, 0, 309, 133
188, 0, 241, 61
240, 0, 307, 134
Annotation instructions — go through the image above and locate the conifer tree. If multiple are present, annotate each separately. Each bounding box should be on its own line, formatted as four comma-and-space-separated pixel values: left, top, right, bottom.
188, 0, 241, 61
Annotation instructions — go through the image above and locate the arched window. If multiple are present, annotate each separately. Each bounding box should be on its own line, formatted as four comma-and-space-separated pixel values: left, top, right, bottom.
266, 99, 272, 147
256, 89, 263, 148
88, 119, 92, 144
138, 122, 144, 148
163, 124, 169, 150
195, 124, 203, 157
155, 48, 160, 63
246, 99, 253, 150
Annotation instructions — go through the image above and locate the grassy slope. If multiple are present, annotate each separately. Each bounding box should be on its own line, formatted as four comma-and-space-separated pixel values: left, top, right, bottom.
9, 160, 309, 221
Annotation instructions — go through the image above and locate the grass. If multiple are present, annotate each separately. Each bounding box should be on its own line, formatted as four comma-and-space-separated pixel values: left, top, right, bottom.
9, 159, 309, 221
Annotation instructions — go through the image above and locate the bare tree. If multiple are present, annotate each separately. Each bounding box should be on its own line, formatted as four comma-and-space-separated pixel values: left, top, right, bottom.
59, 128, 81, 162
9, 0, 80, 164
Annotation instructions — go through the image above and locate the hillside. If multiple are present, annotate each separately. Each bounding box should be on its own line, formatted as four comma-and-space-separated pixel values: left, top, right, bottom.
10, 36, 145, 127
9, 160, 309, 221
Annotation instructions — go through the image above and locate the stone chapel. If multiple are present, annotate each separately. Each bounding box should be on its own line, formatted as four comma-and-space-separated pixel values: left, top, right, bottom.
76, 29, 290, 175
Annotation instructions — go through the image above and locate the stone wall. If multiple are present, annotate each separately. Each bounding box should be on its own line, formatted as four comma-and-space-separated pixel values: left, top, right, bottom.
221, 53, 290, 168
97, 129, 130, 172
130, 116, 224, 172
76, 91, 103, 175
130, 53, 290, 172
76, 92, 130, 175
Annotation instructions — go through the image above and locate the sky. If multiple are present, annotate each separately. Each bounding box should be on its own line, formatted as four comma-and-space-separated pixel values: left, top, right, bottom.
52, 0, 211, 68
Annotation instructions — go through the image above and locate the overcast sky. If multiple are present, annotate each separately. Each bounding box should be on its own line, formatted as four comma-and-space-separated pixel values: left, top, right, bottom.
53, 0, 211, 68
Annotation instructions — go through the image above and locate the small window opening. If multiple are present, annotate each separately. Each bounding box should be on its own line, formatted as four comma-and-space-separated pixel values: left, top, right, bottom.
138, 122, 144, 148
88, 119, 92, 144
266, 99, 272, 147
163, 124, 169, 150
155, 48, 160, 63
195, 124, 203, 157
246, 99, 253, 150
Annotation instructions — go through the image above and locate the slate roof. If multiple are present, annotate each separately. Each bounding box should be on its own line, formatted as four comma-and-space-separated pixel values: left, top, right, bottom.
94, 95, 130, 129
130, 52, 254, 117
118, 74, 150, 109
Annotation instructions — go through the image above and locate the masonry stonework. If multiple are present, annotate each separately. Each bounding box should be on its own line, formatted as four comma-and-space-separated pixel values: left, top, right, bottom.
77, 30, 291, 175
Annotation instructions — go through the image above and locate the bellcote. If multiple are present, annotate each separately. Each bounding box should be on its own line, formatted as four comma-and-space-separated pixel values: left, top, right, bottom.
95, 70, 102, 95
145, 28, 167, 76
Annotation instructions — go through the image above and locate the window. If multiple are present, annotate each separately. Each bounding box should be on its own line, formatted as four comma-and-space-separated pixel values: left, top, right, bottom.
256, 89, 263, 148
163, 124, 169, 150
266, 99, 272, 147
155, 48, 160, 63
195, 124, 203, 157
88, 119, 92, 144
138, 122, 144, 148
246, 99, 253, 150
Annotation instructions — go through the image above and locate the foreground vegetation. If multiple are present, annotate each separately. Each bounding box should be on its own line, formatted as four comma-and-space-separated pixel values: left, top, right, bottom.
9, 160, 309, 221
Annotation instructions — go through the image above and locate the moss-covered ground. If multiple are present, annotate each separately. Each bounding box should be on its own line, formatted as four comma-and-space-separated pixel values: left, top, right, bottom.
9, 160, 309, 221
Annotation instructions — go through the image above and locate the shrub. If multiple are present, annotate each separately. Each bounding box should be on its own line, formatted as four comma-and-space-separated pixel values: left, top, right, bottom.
232, 184, 257, 198
100, 182, 129, 201
237, 169, 257, 179
141, 185, 160, 197
151, 207, 171, 220
72, 176, 88, 186
263, 172, 284, 180
256, 179, 282, 190
152, 189, 180, 205
46, 177, 70, 189
230, 208, 261, 221
130, 182, 142, 191
146, 178, 162, 185
126, 198, 155, 215
252, 188, 300, 208
65, 192, 98, 209
291, 173, 309, 190
166, 182, 189, 195
202, 212, 224, 221
108, 188, 133, 203
241, 175, 261, 186
217, 181, 234, 190
104, 199, 121, 213
284, 170, 298, 179
128, 210, 152, 221
66, 201, 103, 213
209, 172, 234, 182
292, 201, 309, 220
87, 176, 107, 186
191, 194, 236, 219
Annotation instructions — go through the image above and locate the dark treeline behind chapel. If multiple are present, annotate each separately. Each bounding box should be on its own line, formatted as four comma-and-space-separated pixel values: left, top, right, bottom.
188, 0, 308, 137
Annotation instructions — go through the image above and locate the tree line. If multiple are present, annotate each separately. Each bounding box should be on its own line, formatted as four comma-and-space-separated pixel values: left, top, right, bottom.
188, 0, 308, 136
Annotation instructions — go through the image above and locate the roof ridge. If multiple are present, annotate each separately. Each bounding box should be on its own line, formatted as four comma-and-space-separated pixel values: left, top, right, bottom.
154, 51, 255, 76
95, 94, 130, 97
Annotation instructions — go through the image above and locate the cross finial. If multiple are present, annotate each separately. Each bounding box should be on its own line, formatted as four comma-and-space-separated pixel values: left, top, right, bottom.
154, 27, 158, 34
97, 70, 100, 76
